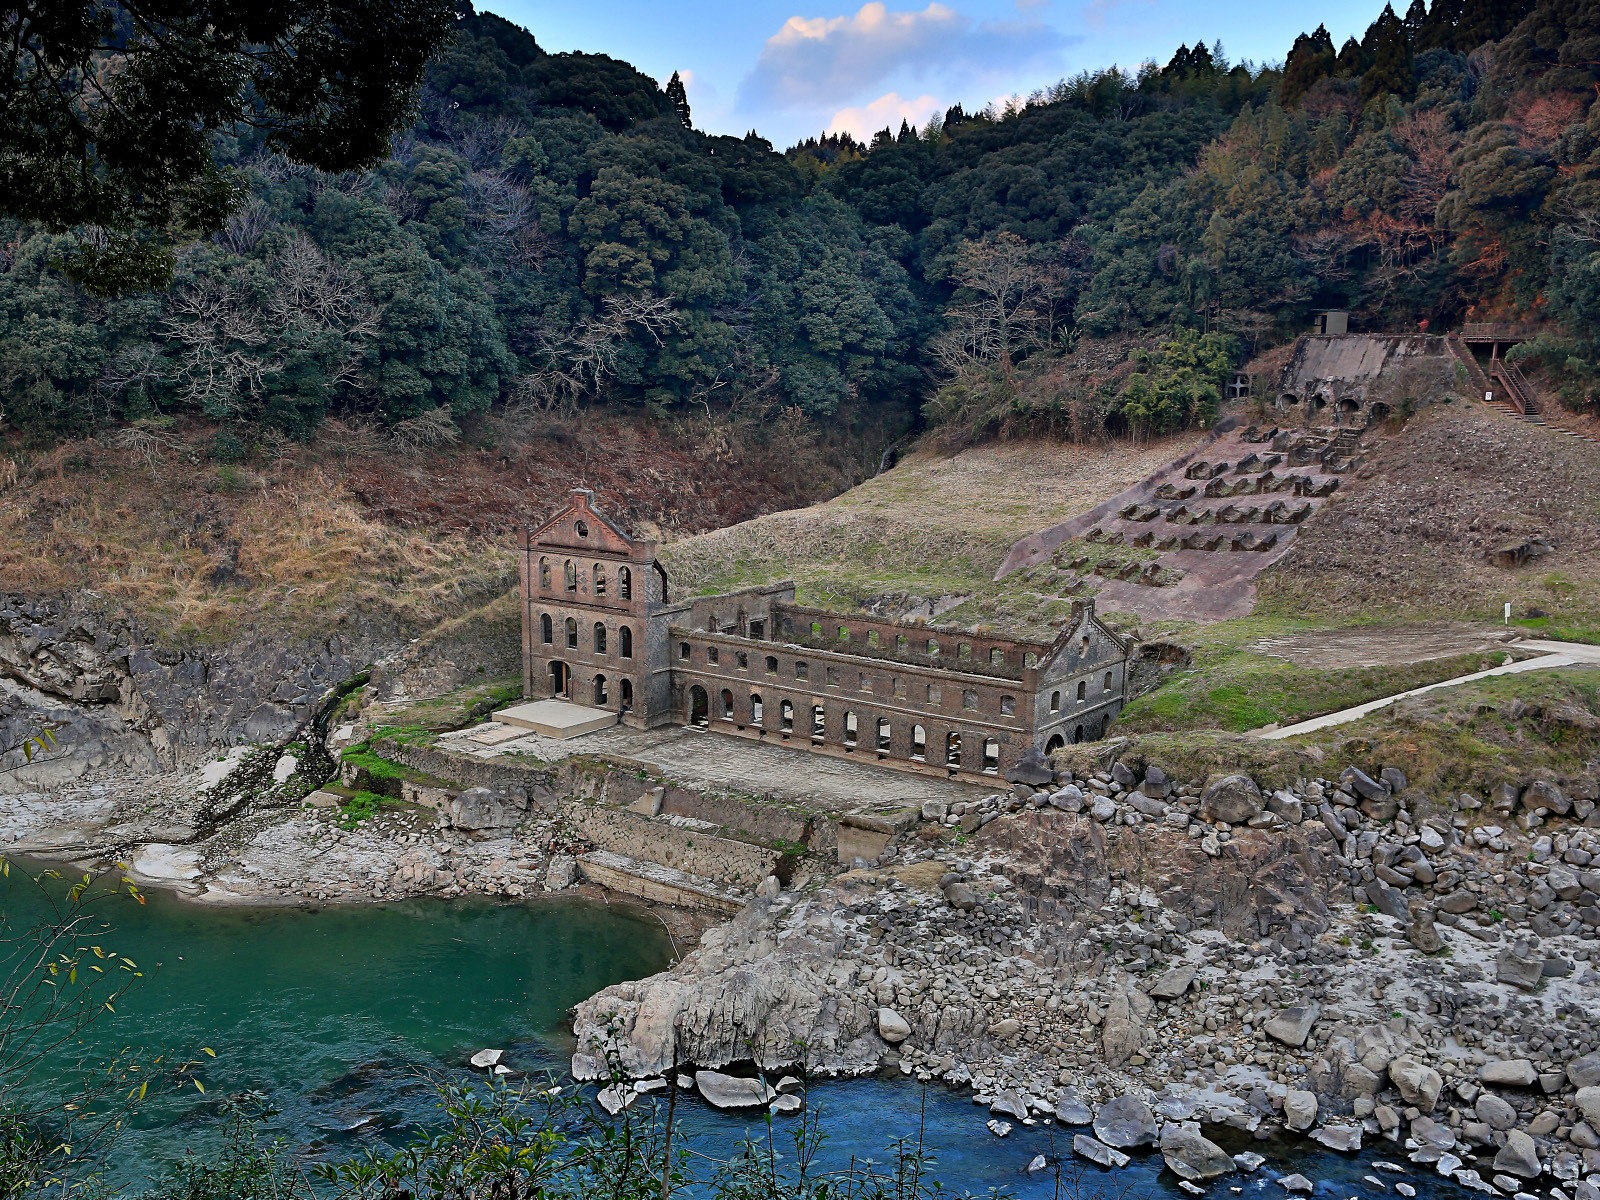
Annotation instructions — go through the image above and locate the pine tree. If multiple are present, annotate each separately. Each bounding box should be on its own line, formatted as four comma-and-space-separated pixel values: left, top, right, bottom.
1418, 0, 1464, 51
1401, 0, 1428, 44
665, 71, 692, 127
1335, 36, 1368, 77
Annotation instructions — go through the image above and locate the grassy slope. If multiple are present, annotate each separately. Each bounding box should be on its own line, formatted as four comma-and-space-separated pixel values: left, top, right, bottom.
661, 434, 1204, 638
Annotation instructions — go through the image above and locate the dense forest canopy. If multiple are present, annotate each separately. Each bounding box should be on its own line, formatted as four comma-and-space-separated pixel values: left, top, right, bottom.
3, 0, 1599, 456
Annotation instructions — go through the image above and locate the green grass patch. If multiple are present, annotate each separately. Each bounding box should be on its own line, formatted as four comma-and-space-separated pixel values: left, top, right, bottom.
337, 790, 385, 830
370, 676, 524, 735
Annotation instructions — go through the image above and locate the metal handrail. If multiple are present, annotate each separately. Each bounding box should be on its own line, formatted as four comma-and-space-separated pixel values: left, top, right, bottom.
1490, 360, 1532, 416
1461, 322, 1538, 342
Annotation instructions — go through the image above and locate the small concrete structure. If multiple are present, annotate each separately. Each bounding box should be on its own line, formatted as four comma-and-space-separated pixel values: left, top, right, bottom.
493, 699, 618, 739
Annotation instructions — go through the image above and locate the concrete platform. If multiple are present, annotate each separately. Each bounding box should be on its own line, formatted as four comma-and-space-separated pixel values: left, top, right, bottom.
492, 699, 618, 739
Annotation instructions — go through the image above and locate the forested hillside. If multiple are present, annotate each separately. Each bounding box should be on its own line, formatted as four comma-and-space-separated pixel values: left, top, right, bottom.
3, 0, 1598, 461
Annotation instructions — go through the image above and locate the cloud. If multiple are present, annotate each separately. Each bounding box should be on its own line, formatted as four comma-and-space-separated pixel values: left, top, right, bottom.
826, 91, 944, 138
740, 1, 1073, 111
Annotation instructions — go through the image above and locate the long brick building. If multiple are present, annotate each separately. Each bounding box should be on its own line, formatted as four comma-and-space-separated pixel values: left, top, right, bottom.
519, 489, 1130, 782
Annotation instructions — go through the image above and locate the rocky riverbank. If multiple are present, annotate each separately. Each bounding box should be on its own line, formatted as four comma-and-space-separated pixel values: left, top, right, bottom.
574, 759, 1600, 1200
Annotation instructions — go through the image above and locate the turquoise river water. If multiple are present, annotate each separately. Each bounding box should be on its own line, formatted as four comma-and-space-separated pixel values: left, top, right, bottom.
2, 870, 1470, 1200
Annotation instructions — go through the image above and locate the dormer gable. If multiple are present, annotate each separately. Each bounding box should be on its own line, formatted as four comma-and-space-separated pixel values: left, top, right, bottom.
1038, 598, 1128, 674
526, 488, 645, 558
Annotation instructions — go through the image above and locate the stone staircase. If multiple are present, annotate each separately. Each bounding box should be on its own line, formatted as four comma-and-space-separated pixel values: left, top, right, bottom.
1449, 330, 1595, 444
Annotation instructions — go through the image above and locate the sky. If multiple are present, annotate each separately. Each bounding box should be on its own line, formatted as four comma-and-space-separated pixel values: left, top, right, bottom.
484, 0, 1392, 148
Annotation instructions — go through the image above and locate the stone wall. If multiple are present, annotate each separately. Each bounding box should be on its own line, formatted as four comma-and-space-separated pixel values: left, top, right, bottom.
562, 801, 780, 889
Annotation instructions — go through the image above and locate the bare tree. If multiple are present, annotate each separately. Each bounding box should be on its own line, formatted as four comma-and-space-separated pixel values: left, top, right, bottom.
512, 295, 685, 414
929, 232, 1061, 379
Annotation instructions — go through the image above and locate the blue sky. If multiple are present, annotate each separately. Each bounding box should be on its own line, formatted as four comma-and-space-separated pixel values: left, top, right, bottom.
484, 0, 1391, 147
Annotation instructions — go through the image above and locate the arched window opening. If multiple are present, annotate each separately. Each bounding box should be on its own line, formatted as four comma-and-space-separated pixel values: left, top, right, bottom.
594, 566, 607, 596
751, 694, 764, 726
719, 689, 734, 720
780, 700, 795, 732
620, 627, 633, 659
619, 567, 632, 600
876, 717, 891, 752
575, 520, 589, 538
593, 623, 607, 654
843, 711, 858, 747
539, 557, 551, 589
945, 732, 962, 768
866, 630, 879, 647
1045, 734, 1065, 754
540, 613, 553, 644
911, 725, 927, 762
810, 706, 825, 741
1024, 652, 1037, 668
764, 655, 778, 674
736, 651, 749, 671
593, 674, 608, 705
982, 738, 1000, 774
838, 625, 850, 642
689, 686, 709, 726
548, 660, 569, 698
1049, 690, 1061, 713
620, 679, 633, 710
1104, 670, 1114, 692
1073, 725, 1085, 744
1000, 695, 1016, 717
794, 661, 809, 681
565, 617, 578, 649
1077, 680, 1087, 702
1079, 634, 1089, 655
564, 560, 578, 592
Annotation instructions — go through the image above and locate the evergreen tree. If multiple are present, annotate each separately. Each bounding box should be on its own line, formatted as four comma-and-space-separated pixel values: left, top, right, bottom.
665, 71, 693, 128
1280, 24, 1337, 105
1360, 5, 1416, 102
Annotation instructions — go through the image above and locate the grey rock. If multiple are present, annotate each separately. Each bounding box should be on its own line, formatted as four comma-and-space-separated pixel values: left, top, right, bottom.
1311, 1125, 1361, 1152
1149, 964, 1197, 1000
986, 1119, 1013, 1138
1437, 890, 1479, 915
1380, 766, 1409, 792
1390, 1056, 1443, 1111
1264, 1003, 1321, 1048
990, 1090, 1028, 1121
1479, 1059, 1538, 1088
1268, 790, 1304, 823
1233, 1152, 1265, 1172
1366, 880, 1411, 923
1026, 1154, 1048, 1174
1567, 1052, 1600, 1089
1344, 766, 1388, 803
770, 1093, 803, 1114
1497, 943, 1546, 992
597, 1084, 638, 1114
1200, 774, 1264, 824
943, 881, 977, 910
694, 1071, 775, 1109
877, 1008, 911, 1044
544, 854, 577, 891
1475, 1093, 1518, 1131
1493, 1130, 1542, 1180
1049, 786, 1085, 811
1522, 780, 1570, 816
1006, 747, 1056, 787
1073, 1135, 1130, 1169
1409, 1116, 1455, 1149
1277, 1174, 1315, 1193
1407, 907, 1443, 953
447, 786, 526, 832
1160, 1122, 1236, 1181
1054, 1090, 1093, 1125
1094, 1094, 1159, 1149
1574, 1086, 1600, 1127
1283, 1088, 1318, 1132
1141, 765, 1170, 798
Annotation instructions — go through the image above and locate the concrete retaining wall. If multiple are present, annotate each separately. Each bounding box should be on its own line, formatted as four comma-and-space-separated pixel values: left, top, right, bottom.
563, 802, 779, 890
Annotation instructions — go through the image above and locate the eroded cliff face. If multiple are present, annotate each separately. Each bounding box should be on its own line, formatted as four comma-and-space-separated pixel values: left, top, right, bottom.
0, 593, 381, 787
572, 813, 1340, 1083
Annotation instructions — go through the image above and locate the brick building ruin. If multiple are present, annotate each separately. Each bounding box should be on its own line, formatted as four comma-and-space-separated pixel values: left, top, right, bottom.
519, 489, 1131, 782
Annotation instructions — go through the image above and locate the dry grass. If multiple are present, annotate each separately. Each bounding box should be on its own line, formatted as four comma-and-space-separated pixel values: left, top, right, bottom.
662, 433, 1203, 635
0, 452, 512, 643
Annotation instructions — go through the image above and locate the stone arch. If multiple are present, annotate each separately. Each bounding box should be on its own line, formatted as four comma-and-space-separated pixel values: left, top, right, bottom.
779, 699, 794, 732
620, 627, 633, 658
1050, 690, 1061, 712
548, 660, 569, 698
540, 613, 553, 644
594, 564, 607, 596
619, 566, 632, 600
876, 716, 891, 751
593, 674, 608, 705
593, 622, 607, 654
911, 724, 927, 761
689, 686, 709, 726
564, 560, 577, 592
945, 731, 962, 768
1045, 733, 1065, 754
1073, 724, 1084, 743
982, 738, 1000, 774
751, 693, 764, 726
1076, 680, 1087, 702
719, 688, 734, 720
565, 617, 578, 649
620, 678, 633, 710
539, 557, 551, 589
843, 710, 858, 747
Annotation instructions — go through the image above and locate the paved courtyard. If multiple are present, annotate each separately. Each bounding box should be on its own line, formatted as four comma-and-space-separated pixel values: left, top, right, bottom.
438, 721, 991, 812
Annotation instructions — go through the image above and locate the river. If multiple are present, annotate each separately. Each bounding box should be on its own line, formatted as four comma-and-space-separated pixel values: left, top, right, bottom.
0, 870, 1465, 1199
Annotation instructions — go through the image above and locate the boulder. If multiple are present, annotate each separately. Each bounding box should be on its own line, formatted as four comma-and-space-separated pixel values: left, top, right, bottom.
1521, 780, 1570, 816
1054, 1091, 1093, 1125
1073, 1135, 1130, 1169
544, 854, 577, 891
1365, 880, 1410, 923
1148, 964, 1197, 1000
1496, 942, 1545, 992
1283, 1089, 1318, 1132
1474, 1094, 1517, 1131
771, 1093, 803, 1114
1310, 1125, 1361, 1152
1277, 1175, 1315, 1193
1407, 907, 1443, 953
1141, 765, 1170, 798
447, 786, 525, 832
1268, 790, 1304, 823
1568, 1052, 1600, 1089
1492, 1130, 1542, 1180
1479, 1059, 1538, 1088
597, 1084, 637, 1114
1343, 766, 1389, 803
1575, 1085, 1600, 1128
877, 1008, 911, 1043
1100, 987, 1145, 1067
943, 880, 977, 910
1160, 1123, 1236, 1182
1199, 774, 1264, 824
1094, 1094, 1159, 1149
470, 1048, 504, 1069
694, 1071, 775, 1109
1005, 747, 1056, 787
1264, 1003, 1321, 1048
1409, 1116, 1455, 1149
1390, 1057, 1443, 1111
990, 1090, 1028, 1121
